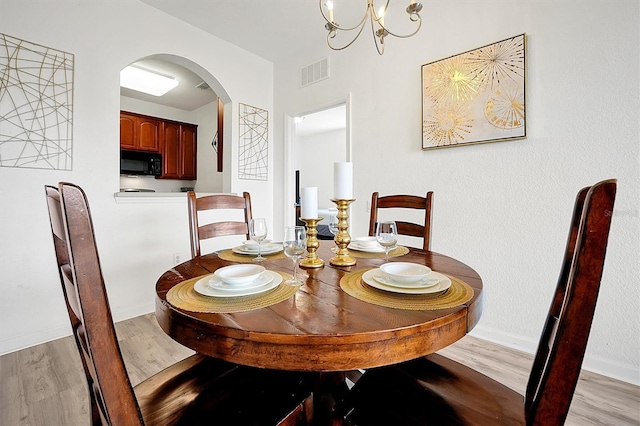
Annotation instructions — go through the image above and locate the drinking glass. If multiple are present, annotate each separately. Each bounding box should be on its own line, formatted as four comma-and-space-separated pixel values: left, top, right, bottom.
376, 221, 398, 262
328, 209, 339, 253
249, 218, 268, 262
283, 226, 307, 286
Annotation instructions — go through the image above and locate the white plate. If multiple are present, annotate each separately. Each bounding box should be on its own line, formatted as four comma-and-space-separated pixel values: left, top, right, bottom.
194, 271, 282, 297
348, 242, 386, 253
209, 272, 273, 291
351, 236, 378, 248
232, 243, 283, 255
362, 269, 451, 294
375, 273, 439, 289
241, 240, 272, 251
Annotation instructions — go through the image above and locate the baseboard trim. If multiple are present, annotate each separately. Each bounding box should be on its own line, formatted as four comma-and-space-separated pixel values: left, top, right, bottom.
470, 325, 640, 386
0, 303, 155, 356
0, 323, 72, 356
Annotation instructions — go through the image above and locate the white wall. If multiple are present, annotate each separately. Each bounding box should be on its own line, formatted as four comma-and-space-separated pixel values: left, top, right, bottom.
273, 0, 640, 384
0, 0, 274, 354
193, 101, 224, 193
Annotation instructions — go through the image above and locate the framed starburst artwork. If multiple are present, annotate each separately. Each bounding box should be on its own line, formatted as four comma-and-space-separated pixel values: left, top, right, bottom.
421, 34, 526, 150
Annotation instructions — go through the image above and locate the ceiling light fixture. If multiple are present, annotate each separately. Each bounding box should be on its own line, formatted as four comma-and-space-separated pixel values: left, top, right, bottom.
320, 0, 422, 55
120, 65, 179, 96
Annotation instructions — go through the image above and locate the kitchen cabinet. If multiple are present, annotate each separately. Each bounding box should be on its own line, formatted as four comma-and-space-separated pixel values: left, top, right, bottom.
159, 120, 197, 180
120, 111, 197, 180
179, 124, 197, 180
119, 111, 160, 153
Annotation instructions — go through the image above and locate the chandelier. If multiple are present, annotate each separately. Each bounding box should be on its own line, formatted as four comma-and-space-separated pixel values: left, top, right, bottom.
319, 0, 423, 55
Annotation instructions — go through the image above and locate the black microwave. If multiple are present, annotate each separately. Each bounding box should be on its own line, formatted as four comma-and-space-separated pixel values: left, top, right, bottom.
120, 150, 162, 176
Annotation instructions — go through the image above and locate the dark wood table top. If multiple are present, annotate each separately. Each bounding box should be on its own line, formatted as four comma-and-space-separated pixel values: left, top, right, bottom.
155, 242, 483, 372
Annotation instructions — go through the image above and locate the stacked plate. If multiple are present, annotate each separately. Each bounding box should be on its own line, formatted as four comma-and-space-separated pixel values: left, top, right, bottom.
232, 240, 283, 256
194, 264, 282, 297
348, 236, 385, 253
362, 262, 451, 294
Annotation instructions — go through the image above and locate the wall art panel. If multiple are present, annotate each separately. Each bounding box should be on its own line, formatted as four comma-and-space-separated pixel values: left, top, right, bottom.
238, 103, 268, 181
422, 34, 526, 150
0, 33, 74, 169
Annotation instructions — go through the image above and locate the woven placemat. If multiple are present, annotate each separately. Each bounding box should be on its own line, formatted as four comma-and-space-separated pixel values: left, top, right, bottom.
166, 271, 297, 313
218, 249, 287, 263
349, 245, 409, 259
340, 269, 474, 310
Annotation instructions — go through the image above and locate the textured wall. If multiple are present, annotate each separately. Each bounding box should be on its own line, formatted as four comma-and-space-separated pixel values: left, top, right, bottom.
273, 0, 640, 383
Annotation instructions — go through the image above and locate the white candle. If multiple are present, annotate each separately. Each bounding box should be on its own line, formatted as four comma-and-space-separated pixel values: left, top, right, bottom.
333, 162, 353, 199
300, 187, 318, 219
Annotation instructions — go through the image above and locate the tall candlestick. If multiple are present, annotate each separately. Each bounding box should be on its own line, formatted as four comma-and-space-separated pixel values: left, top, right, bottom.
329, 198, 356, 267
334, 162, 353, 199
300, 187, 318, 219
300, 218, 324, 269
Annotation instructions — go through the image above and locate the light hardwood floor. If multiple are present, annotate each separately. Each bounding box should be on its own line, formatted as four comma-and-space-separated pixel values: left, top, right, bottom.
1, 313, 638, 425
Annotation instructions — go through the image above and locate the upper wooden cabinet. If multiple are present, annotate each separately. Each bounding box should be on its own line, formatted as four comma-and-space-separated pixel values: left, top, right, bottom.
159, 120, 198, 180
179, 124, 197, 180
160, 121, 181, 178
119, 111, 160, 153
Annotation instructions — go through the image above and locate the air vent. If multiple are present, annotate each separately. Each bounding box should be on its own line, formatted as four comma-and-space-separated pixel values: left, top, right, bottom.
300, 58, 330, 88
195, 81, 210, 90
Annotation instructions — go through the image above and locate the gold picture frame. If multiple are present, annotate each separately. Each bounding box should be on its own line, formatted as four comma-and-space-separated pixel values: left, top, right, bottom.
421, 34, 526, 150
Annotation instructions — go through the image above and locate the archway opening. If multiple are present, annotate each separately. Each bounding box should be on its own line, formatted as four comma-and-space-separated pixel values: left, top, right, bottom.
118, 54, 230, 193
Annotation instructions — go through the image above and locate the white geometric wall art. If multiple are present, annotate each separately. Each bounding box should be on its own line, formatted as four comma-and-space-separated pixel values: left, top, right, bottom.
0, 33, 74, 170
238, 103, 268, 181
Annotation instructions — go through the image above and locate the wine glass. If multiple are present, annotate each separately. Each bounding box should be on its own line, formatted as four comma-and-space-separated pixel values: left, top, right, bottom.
249, 218, 268, 262
328, 208, 339, 253
283, 226, 307, 286
375, 221, 398, 262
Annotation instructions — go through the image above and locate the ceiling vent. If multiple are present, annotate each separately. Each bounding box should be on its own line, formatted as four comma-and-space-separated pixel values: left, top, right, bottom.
195, 81, 210, 90
300, 58, 330, 88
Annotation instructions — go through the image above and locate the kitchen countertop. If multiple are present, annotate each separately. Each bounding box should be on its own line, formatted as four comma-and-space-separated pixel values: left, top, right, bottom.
113, 191, 233, 204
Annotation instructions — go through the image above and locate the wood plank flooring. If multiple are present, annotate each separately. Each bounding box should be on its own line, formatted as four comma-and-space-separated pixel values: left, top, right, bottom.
1, 313, 638, 425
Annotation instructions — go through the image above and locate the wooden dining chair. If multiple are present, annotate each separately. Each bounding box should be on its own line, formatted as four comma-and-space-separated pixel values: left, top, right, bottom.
188, 190, 253, 258
346, 179, 617, 426
45, 183, 312, 425
368, 192, 434, 251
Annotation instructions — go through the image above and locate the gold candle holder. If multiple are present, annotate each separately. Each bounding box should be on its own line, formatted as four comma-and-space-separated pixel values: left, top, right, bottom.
330, 199, 356, 267
300, 218, 324, 269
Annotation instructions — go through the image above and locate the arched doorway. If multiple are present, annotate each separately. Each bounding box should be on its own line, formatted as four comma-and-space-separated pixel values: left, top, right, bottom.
119, 54, 230, 193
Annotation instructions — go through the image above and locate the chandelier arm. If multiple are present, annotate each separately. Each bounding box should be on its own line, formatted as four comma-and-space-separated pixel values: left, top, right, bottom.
319, 0, 370, 32
370, 13, 385, 55
381, 17, 422, 39
327, 18, 369, 51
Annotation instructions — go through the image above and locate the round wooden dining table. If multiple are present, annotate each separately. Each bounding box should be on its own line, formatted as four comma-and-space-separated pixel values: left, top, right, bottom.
155, 241, 483, 373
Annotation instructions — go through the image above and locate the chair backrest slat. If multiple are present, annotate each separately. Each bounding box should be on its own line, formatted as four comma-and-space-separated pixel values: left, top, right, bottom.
368, 192, 433, 251
525, 179, 616, 426
188, 191, 253, 258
